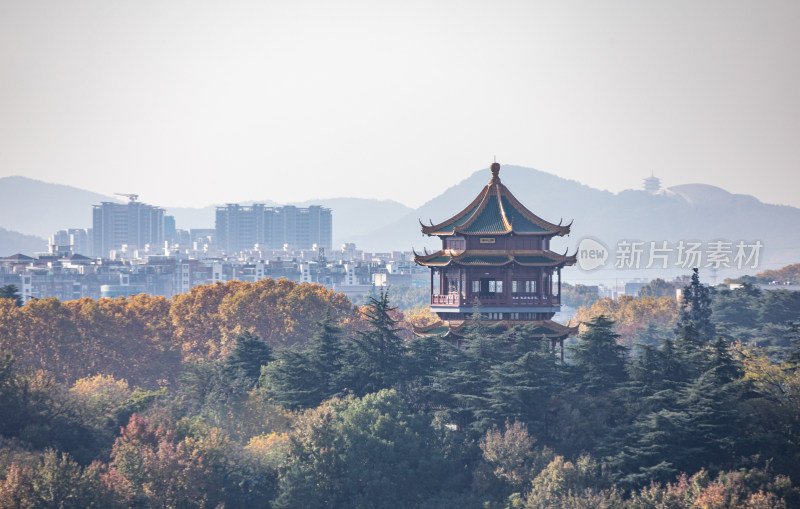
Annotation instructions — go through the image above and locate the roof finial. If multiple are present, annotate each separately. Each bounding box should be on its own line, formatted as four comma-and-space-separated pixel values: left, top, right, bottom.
490, 161, 501, 183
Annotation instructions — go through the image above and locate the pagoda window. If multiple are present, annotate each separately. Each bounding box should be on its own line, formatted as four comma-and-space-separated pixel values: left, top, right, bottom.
448, 279, 459, 293
448, 238, 466, 250
478, 278, 502, 295
512, 280, 536, 293
512, 280, 537, 293
472, 280, 480, 293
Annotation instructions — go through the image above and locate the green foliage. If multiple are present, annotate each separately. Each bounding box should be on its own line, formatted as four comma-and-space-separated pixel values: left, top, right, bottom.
676, 268, 716, 343
638, 278, 678, 298
484, 339, 563, 440
0, 356, 25, 438
224, 331, 273, 387
569, 316, 628, 393
353, 285, 428, 311
339, 291, 407, 397
562, 316, 628, 455
2, 276, 800, 506
0, 286, 22, 308
275, 390, 457, 509
261, 316, 345, 410
560, 283, 599, 309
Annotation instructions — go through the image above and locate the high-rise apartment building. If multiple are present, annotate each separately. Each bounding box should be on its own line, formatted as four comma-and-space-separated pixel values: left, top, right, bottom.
49, 228, 93, 257
92, 201, 165, 257
216, 204, 332, 253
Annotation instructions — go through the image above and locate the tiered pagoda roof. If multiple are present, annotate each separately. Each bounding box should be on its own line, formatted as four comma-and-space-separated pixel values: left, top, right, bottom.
413, 162, 578, 343
420, 164, 572, 238
414, 249, 576, 268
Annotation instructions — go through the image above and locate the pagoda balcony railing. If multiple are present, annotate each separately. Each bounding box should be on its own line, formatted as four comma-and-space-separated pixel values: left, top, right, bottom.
430, 293, 561, 307
512, 295, 561, 306
431, 293, 464, 306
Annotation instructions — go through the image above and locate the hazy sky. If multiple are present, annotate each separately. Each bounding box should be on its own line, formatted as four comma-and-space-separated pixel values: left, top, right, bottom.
1, 0, 798, 209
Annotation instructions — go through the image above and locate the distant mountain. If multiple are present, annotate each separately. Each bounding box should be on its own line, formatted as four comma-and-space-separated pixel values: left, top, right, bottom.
0, 176, 412, 249
0, 227, 47, 256
346, 165, 800, 272
0, 176, 118, 237
5, 171, 798, 272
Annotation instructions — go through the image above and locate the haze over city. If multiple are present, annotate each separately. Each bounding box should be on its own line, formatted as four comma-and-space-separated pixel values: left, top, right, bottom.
2, 0, 799, 209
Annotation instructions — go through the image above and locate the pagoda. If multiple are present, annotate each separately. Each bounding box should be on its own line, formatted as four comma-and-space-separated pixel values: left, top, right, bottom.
414, 162, 577, 352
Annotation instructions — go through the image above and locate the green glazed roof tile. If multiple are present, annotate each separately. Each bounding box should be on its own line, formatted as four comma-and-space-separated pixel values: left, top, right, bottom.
462, 195, 506, 233
424, 256, 451, 264
458, 255, 510, 264
500, 197, 548, 233
515, 255, 557, 264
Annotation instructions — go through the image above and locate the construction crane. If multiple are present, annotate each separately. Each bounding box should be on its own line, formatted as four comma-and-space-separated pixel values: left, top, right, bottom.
114, 193, 139, 202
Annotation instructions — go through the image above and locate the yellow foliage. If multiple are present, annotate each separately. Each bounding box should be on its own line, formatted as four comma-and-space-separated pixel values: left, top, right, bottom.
736, 345, 789, 394
574, 295, 679, 345
172, 279, 351, 361
70, 374, 131, 427
403, 305, 439, 329
0, 278, 353, 386
245, 432, 291, 469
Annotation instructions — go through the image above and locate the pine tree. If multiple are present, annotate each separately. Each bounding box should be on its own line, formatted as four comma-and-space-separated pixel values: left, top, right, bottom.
433, 310, 513, 434
785, 320, 800, 367
607, 331, 746, 488
568, 316, 627, 394
260, 317, 346, 410
260, 348, 321, 410
0, 284, 23, 307
484, 338, 562, 440
306, 315, 345, 397
676, 268, 716, 343
224, 331, 273, 387
340, 290, 407, 396
403, 333, 446, 410
562, 316, 628, 455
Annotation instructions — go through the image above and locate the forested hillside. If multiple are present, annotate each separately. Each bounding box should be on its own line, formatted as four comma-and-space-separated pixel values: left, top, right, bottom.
1, 273, 800, 507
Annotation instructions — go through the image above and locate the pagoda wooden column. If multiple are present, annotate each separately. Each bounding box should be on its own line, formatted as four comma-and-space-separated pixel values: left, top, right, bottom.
458, 266, 463, 305
504, 265, 511, 306
538, 270, 544, 300
557, 267, 562, 303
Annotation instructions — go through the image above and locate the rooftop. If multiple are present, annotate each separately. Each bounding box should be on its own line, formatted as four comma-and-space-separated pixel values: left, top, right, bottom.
420, 163, 572, 237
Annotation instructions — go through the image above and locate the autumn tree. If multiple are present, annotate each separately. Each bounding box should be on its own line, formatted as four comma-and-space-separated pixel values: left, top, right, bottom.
575, 295, 679, 347
108, 414, 209, 507
638, 278, 678, 299
480, 420, 554, 492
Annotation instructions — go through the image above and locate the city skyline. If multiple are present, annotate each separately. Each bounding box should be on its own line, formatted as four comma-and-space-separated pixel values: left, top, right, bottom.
1, 1, 799, 210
